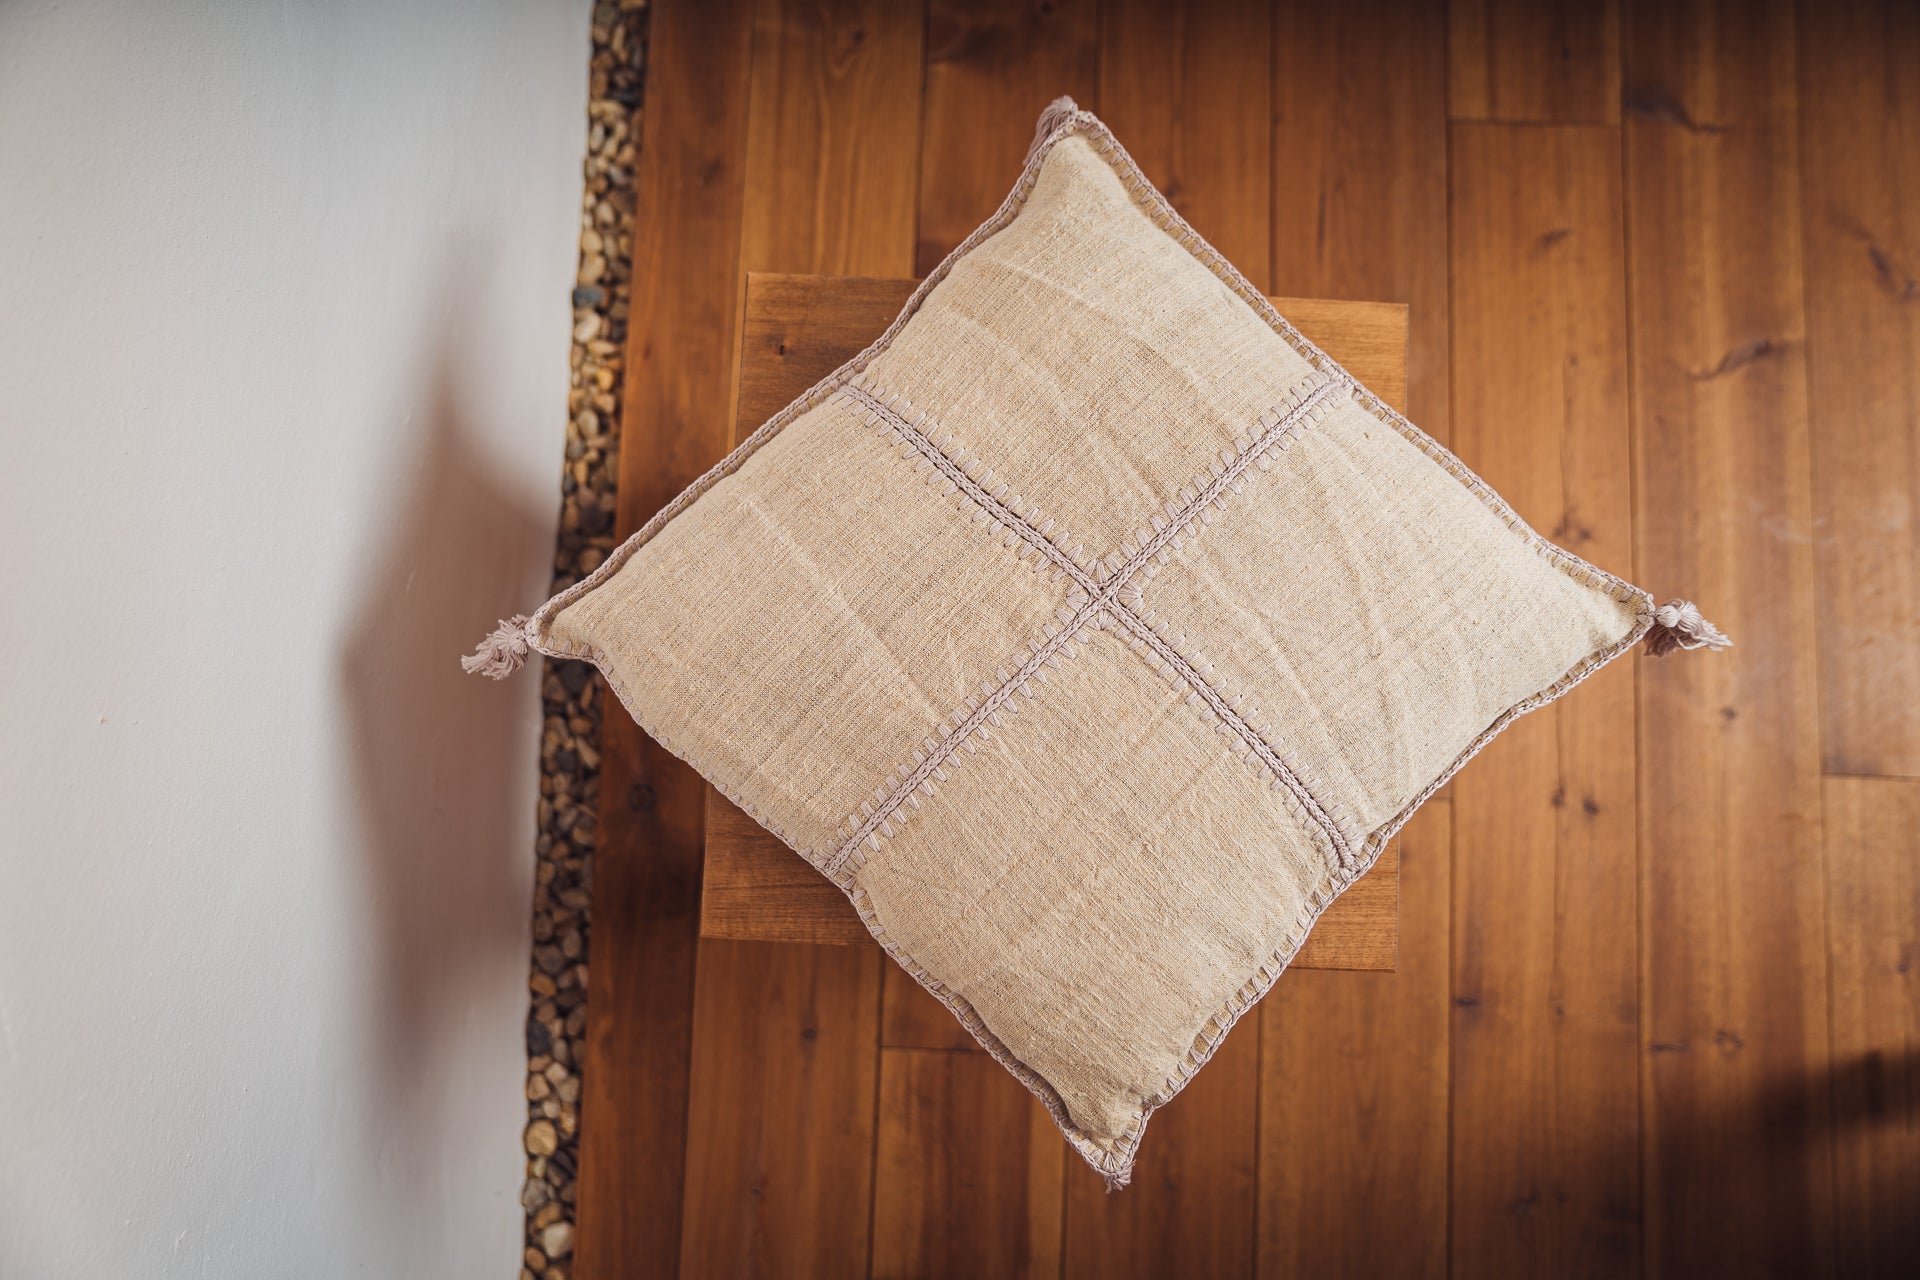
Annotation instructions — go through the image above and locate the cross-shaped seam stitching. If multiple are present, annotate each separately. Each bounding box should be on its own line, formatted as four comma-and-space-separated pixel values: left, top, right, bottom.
820, 369, 1356, 880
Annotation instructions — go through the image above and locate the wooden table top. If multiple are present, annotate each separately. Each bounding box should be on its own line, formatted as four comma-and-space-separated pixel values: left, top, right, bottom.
698, 272, 1409, 970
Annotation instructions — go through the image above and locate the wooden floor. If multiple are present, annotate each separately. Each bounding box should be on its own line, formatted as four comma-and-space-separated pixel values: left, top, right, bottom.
575, 1, 1920, 1276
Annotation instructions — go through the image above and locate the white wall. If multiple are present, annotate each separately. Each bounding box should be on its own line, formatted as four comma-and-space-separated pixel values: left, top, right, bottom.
0, 3, 589, 1275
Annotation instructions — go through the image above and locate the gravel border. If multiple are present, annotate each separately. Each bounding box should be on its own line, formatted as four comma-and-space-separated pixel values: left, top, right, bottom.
521, 3, 648, 1277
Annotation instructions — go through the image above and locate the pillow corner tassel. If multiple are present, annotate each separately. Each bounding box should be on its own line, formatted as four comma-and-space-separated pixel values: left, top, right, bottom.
1643, 598, 1732, 658
1024, 95, 1082, 168
461, 614, 539, 680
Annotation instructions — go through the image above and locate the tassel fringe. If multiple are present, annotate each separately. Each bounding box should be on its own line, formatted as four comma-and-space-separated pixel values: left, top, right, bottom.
1025, 95, 1081, 168
462, 614, 538, 679
1644, 599, 1731, 657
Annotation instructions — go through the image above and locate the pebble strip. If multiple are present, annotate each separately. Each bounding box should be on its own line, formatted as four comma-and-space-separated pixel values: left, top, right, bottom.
520, 4, 647, 1278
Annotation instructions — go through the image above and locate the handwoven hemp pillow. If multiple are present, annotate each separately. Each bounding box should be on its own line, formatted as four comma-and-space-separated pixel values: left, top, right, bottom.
468, 98, 1729, 1187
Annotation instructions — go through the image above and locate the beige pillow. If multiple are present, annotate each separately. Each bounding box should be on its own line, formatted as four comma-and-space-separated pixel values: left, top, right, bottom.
467, 98, 1727, 1188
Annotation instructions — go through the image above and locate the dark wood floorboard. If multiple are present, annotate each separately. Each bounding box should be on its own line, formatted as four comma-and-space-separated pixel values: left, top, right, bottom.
581, 2, 1919, 1274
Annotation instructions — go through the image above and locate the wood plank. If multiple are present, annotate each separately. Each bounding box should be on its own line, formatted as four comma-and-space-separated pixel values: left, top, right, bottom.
1797, 0, 1920, 777
737, 0, 922, 282
1284, 838, 1399, 972
574, 3, 756, 1275
1098, 0, 1272, 277
675, 942, 885, 1278
1448, 0, 1622, 125
672, 4, 924, 1276
731, 273, 928, 443
1447, 121, 1641, 1277
871, 1050, 1065, 1279
1622, 2, 1836, 1273
882, 963, 978, 1052
1260, 12, 1453, 1277
916, 0, 1098, 274
1258, 802, 1452, 1279
1062, 1017, 1258, 1279
1273, 0, 1450, 442
701, 796, 865, 947
1821, 775, 1920, 1275
1273, 298, 1409, 413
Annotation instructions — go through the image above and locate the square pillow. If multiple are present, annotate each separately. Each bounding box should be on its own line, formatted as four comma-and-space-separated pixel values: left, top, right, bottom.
468, 98, 1728, 1188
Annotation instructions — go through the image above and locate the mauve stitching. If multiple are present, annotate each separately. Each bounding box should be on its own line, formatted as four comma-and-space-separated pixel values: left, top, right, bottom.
824, 371, 1353, 877
1124, 603, 1361, 847
1109, 608, 1348, 865
822, 610, 1093, 877
837, 379, 1099, 592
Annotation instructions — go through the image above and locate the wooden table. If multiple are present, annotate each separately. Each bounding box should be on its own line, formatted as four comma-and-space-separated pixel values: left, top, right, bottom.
698, 272, 1408, 970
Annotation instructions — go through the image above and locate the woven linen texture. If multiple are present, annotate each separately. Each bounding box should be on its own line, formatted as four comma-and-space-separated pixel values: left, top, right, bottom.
530, 108, 1651, 1187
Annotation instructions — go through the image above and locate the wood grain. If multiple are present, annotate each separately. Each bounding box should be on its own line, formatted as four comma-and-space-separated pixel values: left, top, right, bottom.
1797, 0, 1920, 778
1258, 801, 1451, 1279
1623, 1, 1835, 1273
675, 941, 884, 1279
737, 0, 922, 283
1063, 1025, 1258, 1280
730, 273, 926, 444
881, 960, 977, 1052
1447, 122, 1641, 1277
917, 0, 1098, 274
1821, 776, 1920, 1276
1449, 0, 1622, 124
1098, 0, 1272, 278
671, 4, 923, 1275
1273, 0, 1450, 442
574, 3, 756, 1275
871, 1050, 1065, 1279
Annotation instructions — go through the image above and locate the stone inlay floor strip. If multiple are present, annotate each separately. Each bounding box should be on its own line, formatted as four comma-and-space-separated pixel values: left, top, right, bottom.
518, 4, 648, 1278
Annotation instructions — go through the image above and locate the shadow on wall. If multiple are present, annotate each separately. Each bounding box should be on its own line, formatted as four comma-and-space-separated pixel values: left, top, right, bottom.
337, 323, 545, 1244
